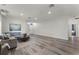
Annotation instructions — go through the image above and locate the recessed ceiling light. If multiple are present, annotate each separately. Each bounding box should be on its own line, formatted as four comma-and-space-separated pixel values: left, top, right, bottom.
20, 13, 24, 16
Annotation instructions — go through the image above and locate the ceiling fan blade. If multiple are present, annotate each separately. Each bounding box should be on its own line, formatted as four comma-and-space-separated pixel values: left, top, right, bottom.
49, 4, 55, 8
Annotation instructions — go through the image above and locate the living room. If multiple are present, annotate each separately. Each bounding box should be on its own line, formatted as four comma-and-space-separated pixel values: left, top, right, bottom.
0, 4, 79, 55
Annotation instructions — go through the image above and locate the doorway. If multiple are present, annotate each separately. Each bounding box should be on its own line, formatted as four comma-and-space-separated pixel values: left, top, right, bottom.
68, 18, 78, 41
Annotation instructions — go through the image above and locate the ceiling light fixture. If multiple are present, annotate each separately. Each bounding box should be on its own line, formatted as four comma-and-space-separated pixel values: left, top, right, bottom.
48, 4, 55, 15
48, 10, 52, 14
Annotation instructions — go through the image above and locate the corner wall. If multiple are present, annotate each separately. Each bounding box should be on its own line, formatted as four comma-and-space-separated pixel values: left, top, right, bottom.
32, 17, 69, 40
2, 15, 28, 34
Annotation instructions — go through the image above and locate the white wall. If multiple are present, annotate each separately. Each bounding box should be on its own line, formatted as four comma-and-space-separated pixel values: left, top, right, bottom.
2, 15, 28, 34
78, 20, 79, 37
1, 15, 72, 40
0, 14, 2, 34
32, 17, 69, 40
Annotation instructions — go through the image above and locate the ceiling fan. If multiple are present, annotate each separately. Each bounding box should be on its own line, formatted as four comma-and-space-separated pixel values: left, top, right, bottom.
49, 4, 55, 8
48, 4, 55, 14
0, 9, 9, 16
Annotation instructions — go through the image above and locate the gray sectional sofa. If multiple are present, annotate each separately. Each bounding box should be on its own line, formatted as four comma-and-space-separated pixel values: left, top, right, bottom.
0, 36, 17, 55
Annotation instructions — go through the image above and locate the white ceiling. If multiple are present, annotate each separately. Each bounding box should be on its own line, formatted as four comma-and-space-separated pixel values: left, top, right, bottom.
0, 4, 79, 22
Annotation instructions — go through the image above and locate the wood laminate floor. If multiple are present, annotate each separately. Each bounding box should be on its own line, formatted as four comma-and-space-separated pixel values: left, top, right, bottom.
8, 35, 79, 55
